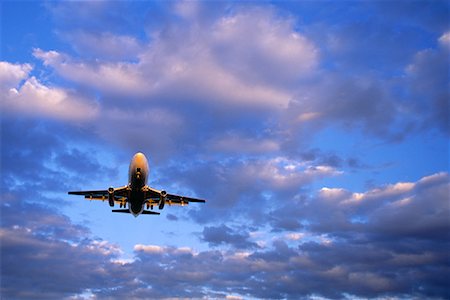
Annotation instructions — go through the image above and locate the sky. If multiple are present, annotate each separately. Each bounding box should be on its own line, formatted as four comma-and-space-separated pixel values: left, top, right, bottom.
0, 1, 449, 299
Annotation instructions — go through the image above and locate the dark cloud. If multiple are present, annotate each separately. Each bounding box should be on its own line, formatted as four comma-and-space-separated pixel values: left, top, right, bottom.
299, 148, 369, 170
166, 213, 178, 221
368, 173, 450, 241
0, 119, 129, 299
0, 118, 118, 195
201, 224, 259, 249
1, 121, 448, 299
404, 40, 449, 135
1, 192, 129, 300
270, 172, 450, 240
1, 119, 63, 191
103, 173, 448, 299
280, 73, 404, 144
154, 156, 340, 225
107, 229, 448, 299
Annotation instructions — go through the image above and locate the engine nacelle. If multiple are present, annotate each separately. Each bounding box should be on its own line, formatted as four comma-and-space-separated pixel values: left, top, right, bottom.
108, 187, 114, 207
159, 190, 167, 210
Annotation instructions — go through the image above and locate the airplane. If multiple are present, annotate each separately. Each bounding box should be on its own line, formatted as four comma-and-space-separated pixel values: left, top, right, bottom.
68, 152, 206, 217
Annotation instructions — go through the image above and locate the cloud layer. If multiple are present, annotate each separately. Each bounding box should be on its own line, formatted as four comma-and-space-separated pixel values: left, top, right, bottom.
2, 172, 448, 299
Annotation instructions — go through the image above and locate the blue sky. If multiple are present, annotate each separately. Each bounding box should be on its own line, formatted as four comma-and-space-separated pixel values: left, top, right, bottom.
1, 1, 449, 299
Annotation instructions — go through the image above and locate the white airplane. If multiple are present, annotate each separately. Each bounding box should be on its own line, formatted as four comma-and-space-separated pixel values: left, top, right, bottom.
68, 152, 206, 217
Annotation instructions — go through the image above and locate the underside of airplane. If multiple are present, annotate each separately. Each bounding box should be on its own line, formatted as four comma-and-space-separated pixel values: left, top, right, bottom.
68, 152, 205, 217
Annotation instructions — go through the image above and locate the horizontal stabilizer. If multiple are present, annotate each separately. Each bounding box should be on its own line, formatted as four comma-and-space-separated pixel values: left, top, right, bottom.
112, 209, 130, 213
111, 209, 160, 215
141, 210, 160, 215
184, 198, 206, 203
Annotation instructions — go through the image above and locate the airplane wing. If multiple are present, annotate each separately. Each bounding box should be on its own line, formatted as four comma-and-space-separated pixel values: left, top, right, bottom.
167, 193, 206, 204
143, 186, 206, 208
68, 186, 129, 204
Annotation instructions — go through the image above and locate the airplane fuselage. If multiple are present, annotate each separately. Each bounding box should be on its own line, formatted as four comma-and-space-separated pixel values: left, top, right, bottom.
128, 152, 150, 216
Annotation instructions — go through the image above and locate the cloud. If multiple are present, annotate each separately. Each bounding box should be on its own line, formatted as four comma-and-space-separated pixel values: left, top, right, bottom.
0, 119, 118, 195
210, 7, 318, 87
154, 156, 342, 225
281, 73, 402, 142
0, 61, 98, 121
7, 2, 447, 153
404, 33, 449, 135
134, 244, 164, 254
10, 2, 445, 166
438, 31, 450, 49
270, 172, 450, 241
3, 182, 448, 300
202, 224, 259, 249
367, 173, 450, 240
34, 5, 318, 109
166, 213, 179, 221
298, 148, 368, 170
112, 215, 448, 299
1, 119, 447, 299
33, 49, 149, 96
0, 192, 129, 300
179, 172, 449, 298
62, 31, 143, 60
0, 61, 32, 89
208, 134, 280, 154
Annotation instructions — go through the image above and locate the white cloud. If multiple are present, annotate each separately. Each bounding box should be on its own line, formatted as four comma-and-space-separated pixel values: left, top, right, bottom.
209, 135, 280, 154
226, 295, 243, 300
297, 111, 321, 122
0, 61, 32, 90
211, 8, 318, 85
286, 232, 305, 241
0, 61, 97, 121
33, 48, 149, 96
89, 240, 122, 256
174, 0, 201, 19
320, 179, 417, 208
33, 6, 318, 108
241, 157, 342, 190
303, 172, 450, 237
418, 172, 448, 185
438, 31, 450, 49
319, 187, 349, 201
134, 244, 164, 254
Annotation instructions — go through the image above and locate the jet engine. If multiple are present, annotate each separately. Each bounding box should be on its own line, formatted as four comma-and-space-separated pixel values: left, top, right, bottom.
108, 187, 115, 207
159, 190, 167, 210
